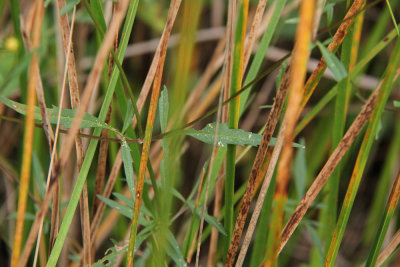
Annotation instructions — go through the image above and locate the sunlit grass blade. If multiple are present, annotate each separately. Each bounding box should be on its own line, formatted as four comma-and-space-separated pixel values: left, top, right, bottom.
295, 21, 399, 136
225, 0, 249, 255
10, 2, 44, 266
263, 1, 315, 266
312, 9, 363, 265
324, 38, 400, 266
127, 1, 182, 266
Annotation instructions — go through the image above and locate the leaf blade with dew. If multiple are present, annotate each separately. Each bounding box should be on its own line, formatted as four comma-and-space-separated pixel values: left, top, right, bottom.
316, 41, 348, 82
0, 96, 120, 134
183, 123, 304, 148
121, 140, 135, 198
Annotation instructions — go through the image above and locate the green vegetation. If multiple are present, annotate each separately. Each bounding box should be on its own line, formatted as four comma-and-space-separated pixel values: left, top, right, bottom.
1, 0, 400, 266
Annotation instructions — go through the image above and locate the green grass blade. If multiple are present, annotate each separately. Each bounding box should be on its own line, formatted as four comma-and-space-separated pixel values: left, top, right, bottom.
316, 41, 348, 81
366, 168, 400, 266
46, 1, 139, 265
324, 38, 400, 267
225, 0, 249, 253
363, 116, 400, 244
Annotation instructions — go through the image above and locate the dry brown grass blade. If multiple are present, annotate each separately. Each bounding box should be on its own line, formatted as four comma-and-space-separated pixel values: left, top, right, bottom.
92, 105, 112, 216
55, 0, 92, 263
16, 1, 129, 264
19, 6, 78, 266
225, 63, 291, 266
54, 0, 129, 177
187, 168, 206, 263
182, 36, 226, 115
92, 25, 118, 221
90, 149, 122, 243
236, 119, 286, 267
207, 169, 224, 267
10, 1, 44, 266
279, 85, 380, 252
56, 0, 81, 107
127, 1, 182, 265
226, 4, 366, 260
18, 181, 57, 267
133, 0, 182, 128
206, 4, 237, 261
243, 0, 268, 68
301, 0, 365, 109
70, 150, 123, 267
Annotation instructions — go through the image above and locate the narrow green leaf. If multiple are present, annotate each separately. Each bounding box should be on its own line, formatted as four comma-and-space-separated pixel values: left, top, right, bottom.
0, 96, 120, 134
97, 195, 132, 219
121, 141, 135, 198
259, 105, 273, 109
184, 123, 261, 147
47, 1, 140, 265
122, 100, 134, 134
394, 100, 400, 107
307, 224, 324, 265
32, 152, 46, 198
183, 123, 304, 148
316, 41, 348, 81
113, 192, 153, 218
166, 231, 188, 267
159, 86, 169, 133
294, 138, 307, 199
385, 0, 400, 36
112, 192, 134, 209
0, 51, 32, 96
92, 224, 154, 267
187, 201, 227, 236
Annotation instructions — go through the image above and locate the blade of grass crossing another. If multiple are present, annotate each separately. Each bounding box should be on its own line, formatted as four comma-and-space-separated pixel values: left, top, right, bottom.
225, 0, 249, 254
366, 168, 400, 266
264, 1, 315, 266
312, 11, 363, 265
239, 0, 287, 117
10, 2, 44, 266
127, 1, 182, 266
363, 116, 400, 244
46, 1, 138, 265
324, 38, 400, 267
